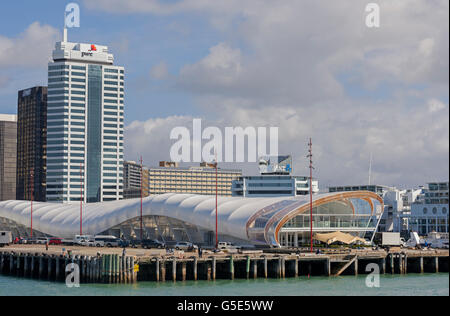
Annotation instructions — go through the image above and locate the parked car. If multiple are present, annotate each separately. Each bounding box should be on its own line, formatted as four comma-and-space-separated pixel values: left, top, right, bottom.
94, 235, 120, 247
141, 239, 165, 249
73, 235, 93, 244
48, 237, 63, 245
118, 239, 130, 248
35, 237, 49, 245
175, 241, 198, 251
75, 238, 92, 247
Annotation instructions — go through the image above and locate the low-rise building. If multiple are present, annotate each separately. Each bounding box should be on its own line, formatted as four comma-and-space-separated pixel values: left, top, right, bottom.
123, 161, 149, 199
408, 182, 449, 235
148, 161, 241, 196
232, 175, 319, 197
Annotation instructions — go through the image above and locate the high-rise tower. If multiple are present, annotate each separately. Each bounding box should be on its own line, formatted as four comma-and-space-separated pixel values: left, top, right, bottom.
16, 86, 48, 202
46, 28, 124, 203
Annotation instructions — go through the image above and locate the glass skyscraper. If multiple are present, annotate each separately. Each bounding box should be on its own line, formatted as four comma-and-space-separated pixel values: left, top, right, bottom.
16, 87, 48, 202
46, 32, 124, 203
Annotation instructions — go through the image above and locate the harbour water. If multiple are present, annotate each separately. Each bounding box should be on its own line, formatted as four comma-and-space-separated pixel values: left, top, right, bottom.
0, 273, 448, 296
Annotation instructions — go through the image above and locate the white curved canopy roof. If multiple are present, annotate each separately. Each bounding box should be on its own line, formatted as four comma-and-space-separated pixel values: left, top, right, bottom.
0, 191, 383, 245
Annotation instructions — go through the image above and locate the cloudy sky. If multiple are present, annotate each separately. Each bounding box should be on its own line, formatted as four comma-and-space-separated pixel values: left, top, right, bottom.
0, 0, 448, 189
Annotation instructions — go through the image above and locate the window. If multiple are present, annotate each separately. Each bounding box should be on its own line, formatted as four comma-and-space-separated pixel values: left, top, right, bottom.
432, 207, 438, 215
423, 207, 428, 214
443, 207, 447, 215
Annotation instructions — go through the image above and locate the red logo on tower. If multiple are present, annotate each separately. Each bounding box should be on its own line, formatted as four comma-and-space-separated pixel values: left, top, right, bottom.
90, 44, 97, 51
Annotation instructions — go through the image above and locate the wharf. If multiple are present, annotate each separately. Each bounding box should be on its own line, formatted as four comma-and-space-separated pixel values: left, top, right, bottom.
0, 245, 448, 284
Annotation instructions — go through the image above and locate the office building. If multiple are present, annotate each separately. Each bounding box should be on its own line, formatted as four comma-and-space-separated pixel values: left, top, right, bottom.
409, 182, 449, 235
16, 87, 48, 202
123, 161, 149, 199
232, 175, 319, 197
232, 155, 318, 197
46, 29, 124, 203
0, 114, 17, 201
148, 161, 241, 196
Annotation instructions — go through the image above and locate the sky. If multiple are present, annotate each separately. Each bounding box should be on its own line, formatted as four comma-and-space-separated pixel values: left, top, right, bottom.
0, 0, 448, 190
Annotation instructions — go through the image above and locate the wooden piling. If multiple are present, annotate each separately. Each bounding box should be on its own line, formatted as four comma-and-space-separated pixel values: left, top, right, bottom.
193, 257, 197, 281
264, 257, 268, 279
246, 256, 251, 279
160, 259, 166, 282
155, 258, 160, 282
182, 261, 187, 281
229, 256, 234, 280
212, 257, 216, 281
172, 258, 177, 282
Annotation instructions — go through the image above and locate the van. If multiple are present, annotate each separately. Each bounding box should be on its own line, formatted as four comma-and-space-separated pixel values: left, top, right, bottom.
0, 231, 12, 247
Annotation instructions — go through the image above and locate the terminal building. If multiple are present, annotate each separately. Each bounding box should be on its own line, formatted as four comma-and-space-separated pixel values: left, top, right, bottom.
46, 28, 124, 203
0, 190, 383, 247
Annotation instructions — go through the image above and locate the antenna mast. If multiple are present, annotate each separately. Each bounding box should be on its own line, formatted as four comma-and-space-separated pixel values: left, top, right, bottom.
368, 152, 373, 185
307, 138, 314, 253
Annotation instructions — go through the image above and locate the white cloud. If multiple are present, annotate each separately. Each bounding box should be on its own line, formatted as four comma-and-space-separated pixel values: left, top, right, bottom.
94, 0, 449, 188
427, 98, 446, 113
150, 61, 169, 80
0, 22, 60, 68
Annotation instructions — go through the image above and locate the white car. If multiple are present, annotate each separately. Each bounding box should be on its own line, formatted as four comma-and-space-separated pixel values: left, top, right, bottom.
175, 242, 198, 251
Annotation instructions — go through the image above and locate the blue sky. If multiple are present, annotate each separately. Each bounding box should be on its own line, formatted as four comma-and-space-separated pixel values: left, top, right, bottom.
0, 0, 224, 122
0, 0, 448, 188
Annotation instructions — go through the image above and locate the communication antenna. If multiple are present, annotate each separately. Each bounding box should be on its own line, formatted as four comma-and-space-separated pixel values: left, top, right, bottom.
63, 11, 68, 42
307, 138, 315, 253
140, 156, 143, 241
368, 152, 373, 185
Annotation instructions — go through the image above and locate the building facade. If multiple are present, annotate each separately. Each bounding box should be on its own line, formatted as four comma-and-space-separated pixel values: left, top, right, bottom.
46, 31, 124, 203
16, 87, 48, 202
148, 162, 241, 196
0, 115, 17, 201
232, 175, 319, 197
123, 161, 149, 199
328, 185, 398, 232
409, 182, 449, 236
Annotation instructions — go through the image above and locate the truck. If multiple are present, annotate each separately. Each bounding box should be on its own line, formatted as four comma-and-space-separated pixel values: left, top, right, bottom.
0, 231, 12, 247
381, 232, 404, 247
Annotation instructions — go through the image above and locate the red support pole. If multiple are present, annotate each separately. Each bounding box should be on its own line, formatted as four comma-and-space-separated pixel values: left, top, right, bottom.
30, 170, 33, 239
308, 138, 314, 253
140, 156, 143, 241
215, 161, 218, 249
80, 163, 83, 236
